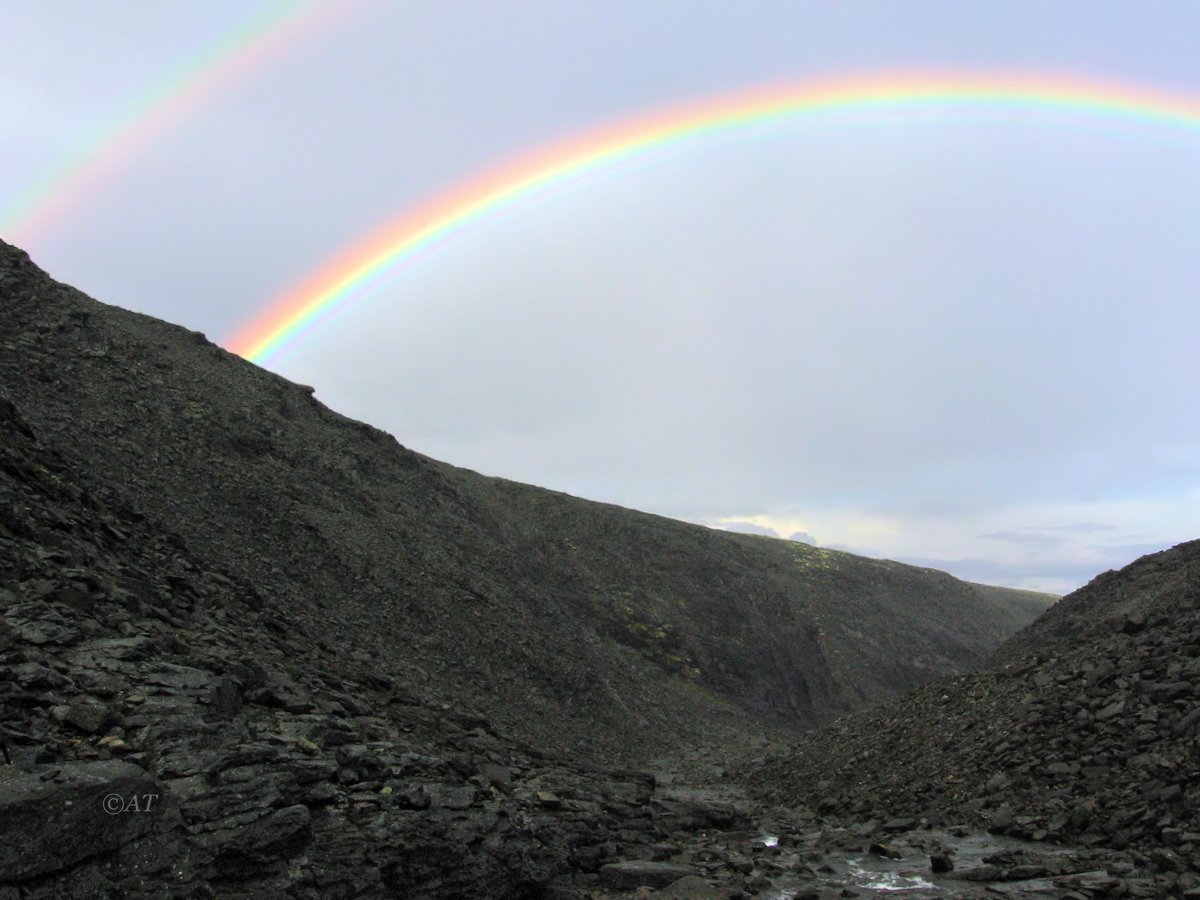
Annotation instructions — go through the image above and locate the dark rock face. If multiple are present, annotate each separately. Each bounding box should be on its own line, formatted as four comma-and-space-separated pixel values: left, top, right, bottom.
0, 760, 166, 881
209, 803, 314, 881
752, 539, 1200, 891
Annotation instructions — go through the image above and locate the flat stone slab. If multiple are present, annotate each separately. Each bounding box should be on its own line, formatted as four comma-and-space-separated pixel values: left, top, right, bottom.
599, 860, 699, 890
655, 874, 732, 899
0, 760, 166, 881
656, 786, 752, 829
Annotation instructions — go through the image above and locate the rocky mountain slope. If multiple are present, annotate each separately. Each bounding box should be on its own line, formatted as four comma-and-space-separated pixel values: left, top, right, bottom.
752, 539, 1200, 894
0, 388, 740, 897
0, 239, 1049, 761
0, 238, 1059, 896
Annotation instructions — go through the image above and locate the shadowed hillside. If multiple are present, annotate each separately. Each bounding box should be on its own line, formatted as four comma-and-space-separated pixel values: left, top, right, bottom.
0, 239, 1056, 896
0, 239, 1050, 761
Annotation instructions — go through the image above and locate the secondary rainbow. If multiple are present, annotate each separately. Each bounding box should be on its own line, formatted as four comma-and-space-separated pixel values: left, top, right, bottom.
227, 71, 1200, 365
3, 0, 356, 245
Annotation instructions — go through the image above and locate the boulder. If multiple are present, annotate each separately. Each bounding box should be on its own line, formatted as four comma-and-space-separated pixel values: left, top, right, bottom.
599, 860, 699, 890
210, 803, 313, 880
930, 851, 954, 873
0, 760, 166, 881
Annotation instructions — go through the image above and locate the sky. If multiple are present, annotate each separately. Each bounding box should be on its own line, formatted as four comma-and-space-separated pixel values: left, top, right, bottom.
3, 1, 1198, 595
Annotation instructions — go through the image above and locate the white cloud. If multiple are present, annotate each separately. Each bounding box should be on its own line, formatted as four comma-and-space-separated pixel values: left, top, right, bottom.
707, 488, 1198, 593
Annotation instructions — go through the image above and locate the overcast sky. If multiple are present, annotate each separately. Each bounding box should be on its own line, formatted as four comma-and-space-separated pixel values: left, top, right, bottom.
4, 1, 1198, 594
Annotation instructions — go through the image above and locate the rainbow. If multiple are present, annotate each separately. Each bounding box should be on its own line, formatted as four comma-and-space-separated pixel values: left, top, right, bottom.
2, 0, 356, 245
227, 71, 1200, 365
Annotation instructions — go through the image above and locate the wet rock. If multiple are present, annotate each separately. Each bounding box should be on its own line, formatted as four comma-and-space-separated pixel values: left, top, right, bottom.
479, 762, 513, 791
869, 841, 903, 859
599, 860, 699, 890
1122, 612, 1146, 634
426, 783, 475, 810
1172, 707, 1200, 738
209, 803, 313, 880
536, 790, 563, 809
61, 699, 112, 734
1096, 699, 1126, 720
657, 787, 751, 829
989, 805, 1015, 832
655, 873, 731, 899
396, 786, 431, 810
8, 661, 67, 688
335, 744, 388, 782
147, 665, 214, 693
1008, 863, 1050, 880
1045, 761, 1077, 776
954, 863, 1002, 881
209, 676, 243, 718
880, 816, 916, 832
1148, 681, 1192, 702
80, 635, 157, 661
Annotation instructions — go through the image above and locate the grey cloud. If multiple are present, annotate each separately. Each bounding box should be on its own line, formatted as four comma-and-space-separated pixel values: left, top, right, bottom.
980, 530, 1068, 546
883, 541, 1178, 594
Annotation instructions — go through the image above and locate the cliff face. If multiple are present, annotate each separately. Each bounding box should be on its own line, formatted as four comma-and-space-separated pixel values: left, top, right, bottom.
0, 239, 1057, 896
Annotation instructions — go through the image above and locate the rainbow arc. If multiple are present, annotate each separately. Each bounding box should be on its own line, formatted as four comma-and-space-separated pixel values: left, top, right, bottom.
225, 71, 1200, 366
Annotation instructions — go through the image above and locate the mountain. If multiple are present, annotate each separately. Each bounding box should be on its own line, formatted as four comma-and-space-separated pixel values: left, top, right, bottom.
752, 539, 1200, 892
0, 239, 1050, 756
0, 239, 1051, 897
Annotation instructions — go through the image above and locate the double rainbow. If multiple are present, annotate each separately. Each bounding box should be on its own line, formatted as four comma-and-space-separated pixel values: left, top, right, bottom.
223, 72, 1199, 364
